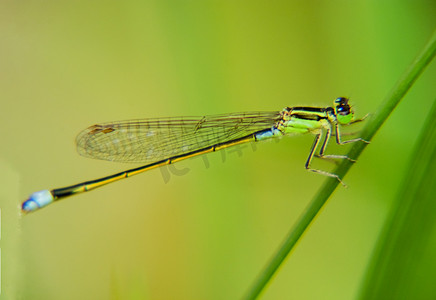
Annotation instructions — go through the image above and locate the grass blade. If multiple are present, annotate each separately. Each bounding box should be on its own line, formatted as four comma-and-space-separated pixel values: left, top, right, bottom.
358, 98, 436, 299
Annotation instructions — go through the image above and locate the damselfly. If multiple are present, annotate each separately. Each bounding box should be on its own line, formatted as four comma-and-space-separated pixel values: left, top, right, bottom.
22, 97, 368, 213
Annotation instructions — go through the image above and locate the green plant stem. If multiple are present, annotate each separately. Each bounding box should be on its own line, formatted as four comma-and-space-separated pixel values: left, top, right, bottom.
358, 97, 436, 299
243, 28, 436, 300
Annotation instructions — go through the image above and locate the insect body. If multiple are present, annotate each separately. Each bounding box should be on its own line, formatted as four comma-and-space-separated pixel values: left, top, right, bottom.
22, 97, 367, 213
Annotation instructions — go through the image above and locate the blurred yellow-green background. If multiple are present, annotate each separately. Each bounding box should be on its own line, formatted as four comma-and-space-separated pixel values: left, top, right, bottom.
1, 1, 436, 299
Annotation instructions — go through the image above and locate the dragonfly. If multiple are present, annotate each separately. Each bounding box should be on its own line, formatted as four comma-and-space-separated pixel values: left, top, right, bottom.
21, 97, 368, 213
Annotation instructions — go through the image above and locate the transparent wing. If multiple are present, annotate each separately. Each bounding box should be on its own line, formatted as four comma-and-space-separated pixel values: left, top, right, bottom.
76, 111, 281, 163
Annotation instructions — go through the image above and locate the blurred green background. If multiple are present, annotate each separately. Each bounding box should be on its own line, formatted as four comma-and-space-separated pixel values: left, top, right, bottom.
1, 1, 435, 299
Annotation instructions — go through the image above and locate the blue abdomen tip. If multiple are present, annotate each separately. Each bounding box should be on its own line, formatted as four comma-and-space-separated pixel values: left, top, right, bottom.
22, 190, 54, 212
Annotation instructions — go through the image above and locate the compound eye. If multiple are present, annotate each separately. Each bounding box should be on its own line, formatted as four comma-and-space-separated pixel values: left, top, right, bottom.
335, 97, 348, 104
335, 98, 354, 124
338, 105, 351, 116
334, 97, 350, 115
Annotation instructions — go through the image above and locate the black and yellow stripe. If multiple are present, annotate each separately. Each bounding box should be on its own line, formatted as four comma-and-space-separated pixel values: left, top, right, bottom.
51, 132, 259, 201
